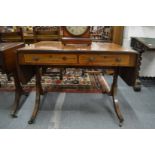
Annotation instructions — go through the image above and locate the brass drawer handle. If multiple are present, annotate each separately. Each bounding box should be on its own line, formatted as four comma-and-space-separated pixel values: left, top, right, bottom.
115, 57, 121, 62
32, 56, 39, 61
88, 57, 96, 62
49, 55, 53, 58
62, 56, 67, 61
104, 56, 108, 58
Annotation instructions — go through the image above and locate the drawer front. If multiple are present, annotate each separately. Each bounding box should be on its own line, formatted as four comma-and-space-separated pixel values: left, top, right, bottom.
79, 54, 131, 66
23, 54, 77, 64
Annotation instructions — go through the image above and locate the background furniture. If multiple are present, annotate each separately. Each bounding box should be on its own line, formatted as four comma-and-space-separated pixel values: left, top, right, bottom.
33, 26, 61, 42
90, 26, 124, 45
23, 33, 34, 44
0, 28, 24, 42
0, 26, 124, 45
0, 42, 26, 116
131, 37, 155, 91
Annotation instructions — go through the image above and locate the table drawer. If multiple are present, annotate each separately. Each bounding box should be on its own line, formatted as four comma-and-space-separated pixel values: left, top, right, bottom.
79, 54, 131, 66
23, 54, 78, 64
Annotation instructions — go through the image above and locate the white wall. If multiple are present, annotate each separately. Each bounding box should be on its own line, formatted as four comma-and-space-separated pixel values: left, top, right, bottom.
123, 26, 155, 76
123, 26, 155, 48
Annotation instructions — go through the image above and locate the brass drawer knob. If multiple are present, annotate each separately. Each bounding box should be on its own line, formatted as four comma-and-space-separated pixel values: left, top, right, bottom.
32, 57, 39, 61
104, 56, 108, 58
88, 57, 96, 62
62, 56, 67, 61
115, 57, 121, 62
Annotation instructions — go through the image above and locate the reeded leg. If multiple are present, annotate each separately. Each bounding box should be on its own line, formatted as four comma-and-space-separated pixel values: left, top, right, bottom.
110, 69, 124, 127
28, 67, 43, 124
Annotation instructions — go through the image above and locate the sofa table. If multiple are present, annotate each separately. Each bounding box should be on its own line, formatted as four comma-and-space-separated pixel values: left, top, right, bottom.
16, 41, 138, 126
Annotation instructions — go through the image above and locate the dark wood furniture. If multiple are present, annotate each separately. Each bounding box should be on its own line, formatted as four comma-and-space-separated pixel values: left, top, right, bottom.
0, 42, 27, 116
16, 41, 138, 126
33, 27, 61, 42
131, 37, 155, 91
0, 28, 24, 42
23, 33, 35, 44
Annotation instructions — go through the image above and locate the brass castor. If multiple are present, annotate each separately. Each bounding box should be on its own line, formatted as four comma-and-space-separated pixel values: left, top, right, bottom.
28, 119, 35, 124
119, 121, 123, 127
134, 85, 141, 92
134, 80, 141, 92
11, 113, 18, 118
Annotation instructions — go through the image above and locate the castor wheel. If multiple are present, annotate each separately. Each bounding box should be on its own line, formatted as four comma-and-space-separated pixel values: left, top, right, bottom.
28, 119, 35, 124
119, 121, 123, 127
134, 80, 141, 92
134, 85, 141, 92
11, 113, 18, 118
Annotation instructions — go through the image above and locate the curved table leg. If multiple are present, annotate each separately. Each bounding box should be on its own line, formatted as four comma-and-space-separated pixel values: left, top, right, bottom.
11, 90, 22, 118
110, 69, 124, 127
112, 97, 124, 127
28, 88, 41, 124
11, 72, 29, 118
28, 67, 43, 124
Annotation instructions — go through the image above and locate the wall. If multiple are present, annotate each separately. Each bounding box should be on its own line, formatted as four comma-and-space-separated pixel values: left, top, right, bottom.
123, 26, 155, 48
123, 26, 155, 76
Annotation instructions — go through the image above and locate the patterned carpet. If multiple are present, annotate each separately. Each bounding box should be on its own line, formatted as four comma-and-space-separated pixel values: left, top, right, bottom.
0, 68, 106, 93
1, 68, 155, 92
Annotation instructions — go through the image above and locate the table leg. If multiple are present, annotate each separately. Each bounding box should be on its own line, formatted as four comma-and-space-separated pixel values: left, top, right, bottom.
60, 68, 64, 80
110, 69, 124, 127
11, 72, 28, 118
134, 50, 143, 91
28, 67, 43, 124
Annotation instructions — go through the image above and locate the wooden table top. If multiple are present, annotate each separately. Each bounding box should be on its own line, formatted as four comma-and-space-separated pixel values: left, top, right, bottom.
18, 41, 137, 54
0, 42, 24, 52
132, 37, 155, 50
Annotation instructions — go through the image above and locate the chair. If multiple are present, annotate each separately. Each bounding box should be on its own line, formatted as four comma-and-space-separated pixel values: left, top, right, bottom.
0, 27, 24, 42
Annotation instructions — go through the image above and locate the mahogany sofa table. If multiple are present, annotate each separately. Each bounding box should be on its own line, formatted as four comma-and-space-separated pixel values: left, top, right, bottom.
16, 41, 138, 126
